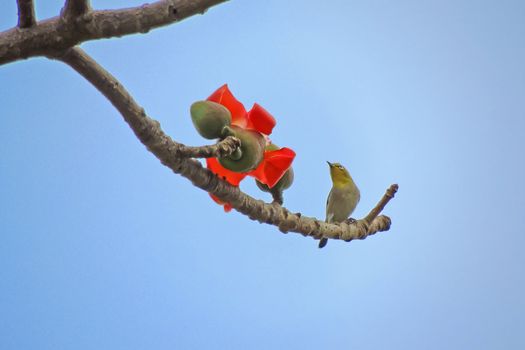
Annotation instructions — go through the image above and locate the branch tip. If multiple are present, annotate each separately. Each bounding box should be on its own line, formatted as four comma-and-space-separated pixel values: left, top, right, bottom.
363, 184, 399, 225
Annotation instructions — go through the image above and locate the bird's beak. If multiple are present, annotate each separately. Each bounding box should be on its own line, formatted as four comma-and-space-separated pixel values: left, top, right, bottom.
326, 161, 333, 167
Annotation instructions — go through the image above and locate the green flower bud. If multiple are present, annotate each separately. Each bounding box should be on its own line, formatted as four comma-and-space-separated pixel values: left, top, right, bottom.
218, 126, 265, 172
256, 167, 294, 192
256, 143, 294, 192
190, 101, 231, 139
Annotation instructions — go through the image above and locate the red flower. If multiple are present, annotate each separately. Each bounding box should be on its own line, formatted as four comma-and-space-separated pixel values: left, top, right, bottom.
205, 84, 295, 211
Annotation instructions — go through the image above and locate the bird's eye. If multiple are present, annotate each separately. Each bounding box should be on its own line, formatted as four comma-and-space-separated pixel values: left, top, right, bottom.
337, 165, 344, 169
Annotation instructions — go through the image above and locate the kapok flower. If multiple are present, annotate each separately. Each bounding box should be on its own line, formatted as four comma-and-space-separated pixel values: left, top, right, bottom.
205, 84, 295, 211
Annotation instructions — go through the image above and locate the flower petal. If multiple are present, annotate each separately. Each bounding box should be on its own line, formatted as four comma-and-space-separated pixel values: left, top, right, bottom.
206, 158, 247, 186
249, 147, 296, 188
246, 103, 276, 135
207, 84, 247, 128
209, 194, 233, 212
206, 158, 246, 212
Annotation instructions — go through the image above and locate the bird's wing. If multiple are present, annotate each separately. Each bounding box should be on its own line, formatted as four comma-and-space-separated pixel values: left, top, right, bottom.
325, 189, 334, 223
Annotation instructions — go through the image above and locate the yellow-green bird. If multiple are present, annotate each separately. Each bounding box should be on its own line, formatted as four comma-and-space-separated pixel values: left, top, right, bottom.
319, 161, 360, 248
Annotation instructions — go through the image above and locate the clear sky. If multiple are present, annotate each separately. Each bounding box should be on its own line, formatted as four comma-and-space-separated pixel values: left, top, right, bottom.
1, 0, 525, 349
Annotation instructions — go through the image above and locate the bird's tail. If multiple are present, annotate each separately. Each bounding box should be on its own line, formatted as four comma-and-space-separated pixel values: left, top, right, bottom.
318, 237, 328, 249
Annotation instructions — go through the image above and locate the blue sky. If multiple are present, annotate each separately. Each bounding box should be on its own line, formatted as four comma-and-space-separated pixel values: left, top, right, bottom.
1, 0, 525, 349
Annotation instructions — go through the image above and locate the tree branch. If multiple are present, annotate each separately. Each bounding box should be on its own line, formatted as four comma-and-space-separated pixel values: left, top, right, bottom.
62, 0, 91, 20
16, 0, 36, 28
270, 189, 284, 205
52, 47, 396, 245
1, 0, 228, 65
177, 136, 241, 158
364, 184, 398, 224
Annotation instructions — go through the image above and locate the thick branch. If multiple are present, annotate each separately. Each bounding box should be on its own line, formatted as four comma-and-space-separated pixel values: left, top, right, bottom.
17, 0, 36, 28
177, 136, 240, 158
1, 0, 228, 65
62, 0, 91, 20
53, 47, 396, 244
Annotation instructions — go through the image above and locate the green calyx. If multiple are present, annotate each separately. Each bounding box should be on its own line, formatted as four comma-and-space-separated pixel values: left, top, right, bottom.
218, 126, 265, 172
190, 100, 232, 139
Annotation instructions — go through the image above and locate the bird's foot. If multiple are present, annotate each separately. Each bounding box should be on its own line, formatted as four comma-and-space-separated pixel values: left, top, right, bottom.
344, 217, 357, 224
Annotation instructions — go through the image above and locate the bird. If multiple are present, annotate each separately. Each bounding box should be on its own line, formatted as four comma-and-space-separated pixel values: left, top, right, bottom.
319, 161, 360, 248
